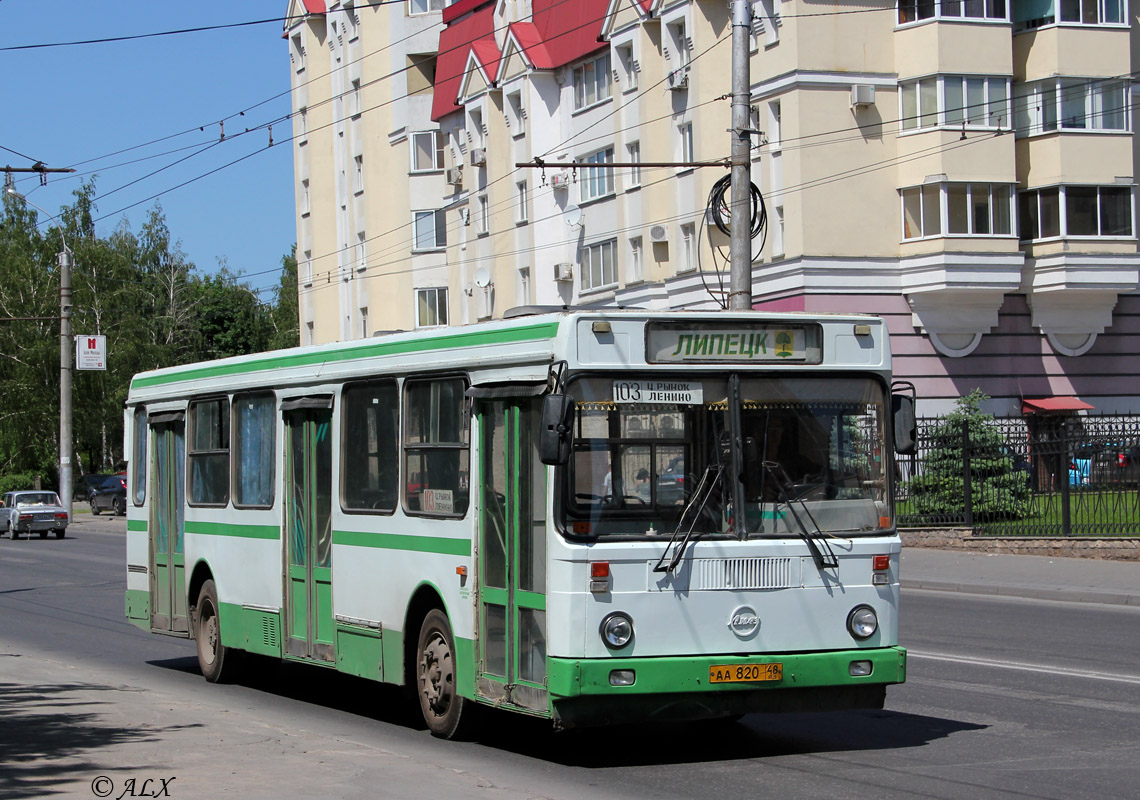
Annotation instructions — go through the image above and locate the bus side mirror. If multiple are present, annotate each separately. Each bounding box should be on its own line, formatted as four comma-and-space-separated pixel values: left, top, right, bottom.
539, 394, 575, 466
892, 394, 916, 456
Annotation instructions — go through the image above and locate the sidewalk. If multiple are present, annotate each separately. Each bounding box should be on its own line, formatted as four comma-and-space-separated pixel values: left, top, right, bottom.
900, 547, 1140, 606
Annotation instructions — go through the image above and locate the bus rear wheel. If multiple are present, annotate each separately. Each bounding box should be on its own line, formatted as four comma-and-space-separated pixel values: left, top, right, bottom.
195, 579, 237, 683
416, 609, 470, 739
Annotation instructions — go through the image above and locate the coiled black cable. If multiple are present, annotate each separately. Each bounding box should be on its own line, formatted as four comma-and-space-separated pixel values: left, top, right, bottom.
707, 173, 767, 240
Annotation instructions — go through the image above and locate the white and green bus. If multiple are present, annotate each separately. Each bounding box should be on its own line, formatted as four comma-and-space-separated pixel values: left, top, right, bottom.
124, 308, 914, 737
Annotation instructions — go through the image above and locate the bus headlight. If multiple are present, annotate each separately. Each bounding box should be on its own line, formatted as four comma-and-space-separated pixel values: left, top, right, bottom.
599, 612, 634, 648
847, 605, 878, 640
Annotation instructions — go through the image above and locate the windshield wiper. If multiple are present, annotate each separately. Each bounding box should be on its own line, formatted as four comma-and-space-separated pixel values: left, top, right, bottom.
653, 464, 721, 575
761, 461, 839, 571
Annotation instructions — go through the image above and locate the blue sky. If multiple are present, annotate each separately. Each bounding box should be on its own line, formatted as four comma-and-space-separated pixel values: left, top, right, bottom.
1, 1, 296, 299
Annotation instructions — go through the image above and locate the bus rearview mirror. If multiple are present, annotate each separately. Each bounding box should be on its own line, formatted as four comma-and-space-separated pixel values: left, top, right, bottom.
539, 394, 575, 466
892, 394, 916, 456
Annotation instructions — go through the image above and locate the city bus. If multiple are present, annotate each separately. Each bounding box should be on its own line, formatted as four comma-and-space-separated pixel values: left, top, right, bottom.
124, 308, 914, 738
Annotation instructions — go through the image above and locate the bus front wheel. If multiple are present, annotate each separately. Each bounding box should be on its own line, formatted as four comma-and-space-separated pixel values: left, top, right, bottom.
195, 579, 236, 683
416, 609, 469, 739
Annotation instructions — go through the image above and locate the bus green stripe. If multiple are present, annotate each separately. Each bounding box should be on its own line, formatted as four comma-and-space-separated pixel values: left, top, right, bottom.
126, 519, 148, 532
333, 529, 471, 556
131, 322, 560, 390
184, 520, 280, 540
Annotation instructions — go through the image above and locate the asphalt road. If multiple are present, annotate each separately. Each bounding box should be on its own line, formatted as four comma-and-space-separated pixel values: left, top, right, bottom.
2, 521, 1139, 799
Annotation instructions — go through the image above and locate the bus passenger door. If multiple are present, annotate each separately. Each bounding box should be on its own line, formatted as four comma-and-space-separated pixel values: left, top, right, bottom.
150, 417, 188, 634
477, 399, 548, 712
283, 405, 335, 662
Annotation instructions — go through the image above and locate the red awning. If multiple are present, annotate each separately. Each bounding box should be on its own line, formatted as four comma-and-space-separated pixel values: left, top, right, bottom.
1022, 397, 1095, 414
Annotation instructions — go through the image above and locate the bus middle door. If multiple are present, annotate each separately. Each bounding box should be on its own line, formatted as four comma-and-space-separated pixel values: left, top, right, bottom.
149, 414, 188, 634
282, 400, 335, 663
476, 399, 548, 712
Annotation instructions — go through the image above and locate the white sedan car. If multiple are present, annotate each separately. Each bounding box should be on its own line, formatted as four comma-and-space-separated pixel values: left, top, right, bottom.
1, 490, 69, 539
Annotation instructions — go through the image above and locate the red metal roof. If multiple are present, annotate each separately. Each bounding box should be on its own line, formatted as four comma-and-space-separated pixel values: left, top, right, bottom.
1022, 397, 1095, 414
302, 0, 326, 14
530, 0, 609, 69
431, 5, 498, 121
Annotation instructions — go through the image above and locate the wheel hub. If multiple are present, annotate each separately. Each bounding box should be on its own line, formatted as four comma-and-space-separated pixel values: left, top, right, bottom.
420, 634, 452, 714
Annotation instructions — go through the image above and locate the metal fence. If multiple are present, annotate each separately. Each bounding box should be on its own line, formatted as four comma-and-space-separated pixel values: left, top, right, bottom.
896, 413, 1140, 536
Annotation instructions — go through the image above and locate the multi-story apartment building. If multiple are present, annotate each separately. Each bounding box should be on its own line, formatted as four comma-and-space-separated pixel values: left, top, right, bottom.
286, 0, 1140, 415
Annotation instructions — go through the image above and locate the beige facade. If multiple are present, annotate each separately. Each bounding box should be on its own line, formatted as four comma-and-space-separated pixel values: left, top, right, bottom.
287, 0, 1139, 370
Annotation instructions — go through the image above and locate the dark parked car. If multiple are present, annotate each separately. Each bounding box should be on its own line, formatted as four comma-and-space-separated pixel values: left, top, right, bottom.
1090, 444, 1140, 486
88, 474, 127, 515
74, 473, 111, 502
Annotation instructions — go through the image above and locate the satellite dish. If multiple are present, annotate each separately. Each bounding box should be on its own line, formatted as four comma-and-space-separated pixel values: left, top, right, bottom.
473, 267, 491, 288
563, 204, 583, 228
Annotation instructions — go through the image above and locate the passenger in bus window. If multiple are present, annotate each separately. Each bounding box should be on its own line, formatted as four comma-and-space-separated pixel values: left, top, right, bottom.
634, 468, 651, 501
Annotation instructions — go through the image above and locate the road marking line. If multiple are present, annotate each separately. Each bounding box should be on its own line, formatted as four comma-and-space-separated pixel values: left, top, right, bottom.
910, 650, 1140, 686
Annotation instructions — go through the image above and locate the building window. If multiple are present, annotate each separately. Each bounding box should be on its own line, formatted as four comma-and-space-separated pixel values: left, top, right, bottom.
579, 239, 618, 291
677, 122, 695, 164
573, 52, 612, 110
1019, 0, 1128, 27
507, 91, 525, 137
900, 76, 1010, 132
233, 393, 275, 508
1013, 78, 1129, 137
416, 287, 449, 328
773, 205, 785, 257
1020, 186, 1134, 240
518, 267, 530, 304
345, 2, 359, 42
666, 19, 691, 69
353, 155, 364, 194
305, 321, 314, 345
403, 377, 469, 517
355, 232, 367, 272
343, 380, 399, 513
902, 182, 1014, 239
628, 236, 643, 282
615, 42, 637, 92
360, 306, 369, 338
899, 0, 1008, 25
408, 0, 445, 14
679, 224, 695, 272
302, 249, 313, 287
349, 79, 361, 118
297, 107, 308, 144
413, 209, 447, 250
478, 194, 489, 235
411, 130, 445, 172
626, 141, 641, 188
301, 179, 310, 216
516, 181, 528, 223
188, 398, 229, 507
580, 147, 615, 202
291, 33, 306, 73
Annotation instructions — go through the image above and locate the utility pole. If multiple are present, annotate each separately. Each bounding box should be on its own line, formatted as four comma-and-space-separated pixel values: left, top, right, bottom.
4, 167, 77, 518
729, 0, 754, 311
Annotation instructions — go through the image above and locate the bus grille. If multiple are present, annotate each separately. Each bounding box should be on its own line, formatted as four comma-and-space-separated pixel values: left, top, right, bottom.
691, 557, 798, 591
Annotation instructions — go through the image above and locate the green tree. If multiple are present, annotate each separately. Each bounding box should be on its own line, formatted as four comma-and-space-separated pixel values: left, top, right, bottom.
907, 389, 1032, 521
269, 245, 299, 350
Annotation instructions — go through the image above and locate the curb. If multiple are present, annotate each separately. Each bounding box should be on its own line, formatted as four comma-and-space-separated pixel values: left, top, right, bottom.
902, 579, 1140, 607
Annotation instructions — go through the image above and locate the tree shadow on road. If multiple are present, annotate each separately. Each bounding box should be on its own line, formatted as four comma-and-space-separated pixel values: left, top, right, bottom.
0, 679, 203, 798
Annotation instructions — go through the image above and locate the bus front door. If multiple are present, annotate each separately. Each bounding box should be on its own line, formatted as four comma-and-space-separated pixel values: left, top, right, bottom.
283, 406, 335, 662
150, 418, 188, 634
477, 399, 548, 712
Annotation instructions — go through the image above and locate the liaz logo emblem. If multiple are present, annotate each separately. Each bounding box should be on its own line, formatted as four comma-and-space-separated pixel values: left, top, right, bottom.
728, 605, 760, 637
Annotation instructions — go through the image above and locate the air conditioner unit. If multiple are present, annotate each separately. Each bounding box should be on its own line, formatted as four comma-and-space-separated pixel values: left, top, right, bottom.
850, 84, 875, 108
554, 262, 575, 282
469, 147, 487, 166
649, 224, 669, 243
550, 171, 571, 189
667, 68, 689, 91
445, 167, 463, 186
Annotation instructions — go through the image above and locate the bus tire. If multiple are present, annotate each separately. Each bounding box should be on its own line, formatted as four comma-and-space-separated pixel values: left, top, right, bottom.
195, 579, 237, 683
416, 609, 469, 739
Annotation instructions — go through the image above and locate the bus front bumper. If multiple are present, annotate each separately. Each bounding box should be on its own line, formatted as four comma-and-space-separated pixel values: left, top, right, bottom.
547, 647, 906, 728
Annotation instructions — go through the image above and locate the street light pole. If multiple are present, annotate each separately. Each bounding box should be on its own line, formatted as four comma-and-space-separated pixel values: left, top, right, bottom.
729, 0, 754, 311
4, 187, 74, 518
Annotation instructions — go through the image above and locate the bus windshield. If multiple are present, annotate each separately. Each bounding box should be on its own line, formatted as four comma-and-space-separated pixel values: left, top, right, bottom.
563, 375, 889, 537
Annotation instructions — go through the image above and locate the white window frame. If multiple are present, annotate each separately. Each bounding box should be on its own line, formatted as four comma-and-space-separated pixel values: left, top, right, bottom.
355, 231, 367, 272
900, 75, 1011, 133
614, 40, 638, 93
898, 0, 1010, 26
477, 194, 489, 235
291, 33, 306, 73
415, 287, 449, 328
579, 239, 618, 292
1019, 185, 1135, 241
297, 106, 308, 145
410, 130, 446, 172
300, 179, 310, 217
676, 122, 694, 169
302, 249, 313, 287
1013, 78, 1130, 138
507, 90, 526, 138
573, 52, 612, 111
345, 1, 359, 42
628, 236, 643, 283
408, 0, 445, 15
353, 154, 364, 195
1019, 0, 1130, 28
626, 141, 641, 189
516, 180, 528, 223
413, 209, 447, 251
679, 223, 695, 272
579, 147, 615, 202
349, 79, 361, 118
901, 182, 1016, 240
360, 306, 369, 338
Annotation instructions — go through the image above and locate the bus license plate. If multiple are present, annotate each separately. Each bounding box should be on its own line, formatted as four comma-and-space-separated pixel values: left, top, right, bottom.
708, 663, 783, 684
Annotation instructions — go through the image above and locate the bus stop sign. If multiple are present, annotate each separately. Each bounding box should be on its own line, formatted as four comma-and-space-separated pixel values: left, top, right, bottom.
75, 335, 107, 371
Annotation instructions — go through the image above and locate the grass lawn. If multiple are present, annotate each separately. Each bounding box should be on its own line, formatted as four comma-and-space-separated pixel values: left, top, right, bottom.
898, 488, 1140, 536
